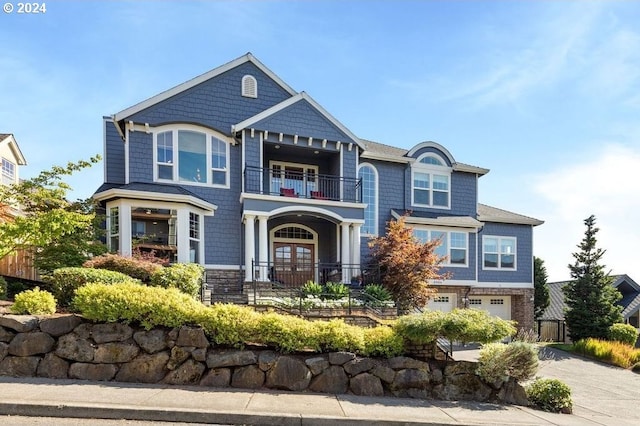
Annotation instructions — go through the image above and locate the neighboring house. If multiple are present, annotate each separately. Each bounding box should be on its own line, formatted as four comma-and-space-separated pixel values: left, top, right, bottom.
93, 53, 543, 330
0, 133, 38, 281
540, 275, 640, 342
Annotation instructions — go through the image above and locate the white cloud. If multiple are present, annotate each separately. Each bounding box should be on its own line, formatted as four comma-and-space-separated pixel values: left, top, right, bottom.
531, 144, 640, 282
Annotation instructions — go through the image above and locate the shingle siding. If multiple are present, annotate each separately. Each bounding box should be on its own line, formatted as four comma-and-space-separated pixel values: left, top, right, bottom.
105, 120, 125, 184
128, 62, 292, 133
128, 132, 154, 183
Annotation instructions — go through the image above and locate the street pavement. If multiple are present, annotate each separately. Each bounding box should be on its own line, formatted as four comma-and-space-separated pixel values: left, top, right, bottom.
0, 347, 637, 425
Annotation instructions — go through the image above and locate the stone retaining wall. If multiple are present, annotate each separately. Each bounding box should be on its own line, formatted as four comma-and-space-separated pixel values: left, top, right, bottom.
0, 314, 527, 405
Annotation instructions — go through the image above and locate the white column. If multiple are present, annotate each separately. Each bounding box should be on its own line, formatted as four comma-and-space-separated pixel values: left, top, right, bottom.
352, 223, 361, 278
341, 222, 351, 284
119, 203, 132, 257
258, 215, 269, 281
244, 215, 256, 282
176, 208, 189, 263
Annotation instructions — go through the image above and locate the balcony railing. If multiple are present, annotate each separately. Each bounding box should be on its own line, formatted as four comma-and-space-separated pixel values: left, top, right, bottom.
244, 165, 362, 203
251, 261, 380, 289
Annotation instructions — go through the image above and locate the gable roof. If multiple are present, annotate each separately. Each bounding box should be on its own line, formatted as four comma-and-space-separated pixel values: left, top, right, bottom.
113, 53, 297, 122
0, 133, 27, 165
477, 203, 544, 226
361, 139, 489, 174
542, 275, 640, 320
232, 92, 364, 149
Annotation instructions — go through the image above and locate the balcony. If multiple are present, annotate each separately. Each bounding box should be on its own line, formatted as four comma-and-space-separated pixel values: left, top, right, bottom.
244, 166, 362, 203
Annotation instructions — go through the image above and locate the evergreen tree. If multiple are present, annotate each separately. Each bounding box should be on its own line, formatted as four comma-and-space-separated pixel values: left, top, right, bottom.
563, 215, 622, 341
533, 256, 550, 320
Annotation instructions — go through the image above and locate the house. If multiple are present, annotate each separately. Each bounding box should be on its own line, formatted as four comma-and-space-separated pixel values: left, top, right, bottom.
539, 275, 640, 342
0, 133, 38, 281
93, 53, 543, 330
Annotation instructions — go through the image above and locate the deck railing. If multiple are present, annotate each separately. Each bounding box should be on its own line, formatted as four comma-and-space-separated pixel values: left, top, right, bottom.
244, 165, 362, 203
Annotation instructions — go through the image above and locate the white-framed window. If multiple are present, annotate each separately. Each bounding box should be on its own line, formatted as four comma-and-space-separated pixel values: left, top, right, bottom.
108, 207, 120, 253
189, 212, 201, 263
154, 125, 230, 188
483, 236, 517, 270
411, 153, 451, 209
358, 163, 378, 236
413, 228, 468, 266
242, 75, 257, 98
269, 160, 318, 197
1, 158, 15, 185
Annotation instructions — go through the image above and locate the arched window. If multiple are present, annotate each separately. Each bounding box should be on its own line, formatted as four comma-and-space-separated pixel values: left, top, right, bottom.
242, 75, 257, 98
412, 153, 451, 208
358, 163, 378, 235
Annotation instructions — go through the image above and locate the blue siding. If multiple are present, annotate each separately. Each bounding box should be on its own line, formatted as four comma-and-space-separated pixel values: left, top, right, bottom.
128, 62, 292, 134
372, 160, 406, 234
128, 132, 154, 183
439, 232, 477, 281
252, 99, 356, 144
244, 133, 261, 169
105, 120, 125, 184
404, 169, 477, 217
408, 146, 453, 166
478, 223, 533, 283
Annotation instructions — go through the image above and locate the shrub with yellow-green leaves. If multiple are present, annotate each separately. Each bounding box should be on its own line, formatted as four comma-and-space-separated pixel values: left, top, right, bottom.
573, 338, 640, 368
362, 326, 405, 357
45, 267, 134, 308
149, 262, 204, 298
608, 323, 639, 347
526, 378, 572, 413
197, 303, 260, 347
72, 281, 202, 329
11, 287, 57, 315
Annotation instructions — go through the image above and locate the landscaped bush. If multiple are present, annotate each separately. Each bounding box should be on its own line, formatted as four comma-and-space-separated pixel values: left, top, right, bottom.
301, 280, 323, 297
608, 323, 638, 346
394, 309, 516, 345
83, 253, 163, 282
149, 263, 204, 298
476, 341, 539, 384
362, 325, 404, 357
314, 319, 365, 353
46, 267, 134, 307
72, 281, 203, 329
255, 312, 320, 352
0, 276, 6, 300
526, 378, 572, 413
573, 338, 640, 368
197, 303, 260, 347
362, 283, 393, 306
11, 287, 56, 315
323, 281, 349, 300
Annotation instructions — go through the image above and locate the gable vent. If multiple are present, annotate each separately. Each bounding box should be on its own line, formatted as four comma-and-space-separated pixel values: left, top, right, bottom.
242, 75, 257, 98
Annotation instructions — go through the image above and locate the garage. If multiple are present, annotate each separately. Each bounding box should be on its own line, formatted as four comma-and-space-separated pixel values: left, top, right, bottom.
427, 293, 457, 313
468, 296, 511, 320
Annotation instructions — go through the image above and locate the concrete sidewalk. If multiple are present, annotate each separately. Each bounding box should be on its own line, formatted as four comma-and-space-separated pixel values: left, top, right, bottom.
0, 377, 586, 426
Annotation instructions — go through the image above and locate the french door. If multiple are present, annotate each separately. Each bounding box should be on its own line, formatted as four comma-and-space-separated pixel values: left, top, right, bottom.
273, 242, 315, 287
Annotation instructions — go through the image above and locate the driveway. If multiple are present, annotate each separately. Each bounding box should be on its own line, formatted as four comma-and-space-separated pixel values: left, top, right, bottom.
537, 347, 640, 425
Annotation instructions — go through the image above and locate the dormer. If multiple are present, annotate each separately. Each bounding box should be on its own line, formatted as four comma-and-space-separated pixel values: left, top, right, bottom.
0, 133, 27, 186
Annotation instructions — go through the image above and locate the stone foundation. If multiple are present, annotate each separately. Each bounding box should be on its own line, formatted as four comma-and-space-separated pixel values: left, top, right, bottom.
0, 313, 527, 405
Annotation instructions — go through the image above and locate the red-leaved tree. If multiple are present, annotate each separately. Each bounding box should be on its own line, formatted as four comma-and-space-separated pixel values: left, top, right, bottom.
368, 214, 450, 311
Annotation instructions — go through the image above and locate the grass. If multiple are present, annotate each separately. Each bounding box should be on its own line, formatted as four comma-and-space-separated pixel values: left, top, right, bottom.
549, 339, 640, 370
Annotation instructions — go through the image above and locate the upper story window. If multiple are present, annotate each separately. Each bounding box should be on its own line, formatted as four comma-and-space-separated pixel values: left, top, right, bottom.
1, 158, 15, 185
242, 75, 257, 98
413, 228, 468, 266
358, 163, 378, 236
412, 153, 451, 209
154, 126, 230, 188
483, 236, 516, 270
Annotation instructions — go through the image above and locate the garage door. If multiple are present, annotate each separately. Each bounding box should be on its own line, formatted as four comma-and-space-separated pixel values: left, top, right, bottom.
468, 296, 511, 320
427, 293, 457, 313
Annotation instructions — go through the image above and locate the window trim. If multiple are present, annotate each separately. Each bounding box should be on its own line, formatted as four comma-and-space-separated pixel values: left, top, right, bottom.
412, 227, 469, 267
153, 124, 231, 189
411, 153, 451, 209
482, 235, 518, 271
358, 163, 378, 236
1, 157, 16, 184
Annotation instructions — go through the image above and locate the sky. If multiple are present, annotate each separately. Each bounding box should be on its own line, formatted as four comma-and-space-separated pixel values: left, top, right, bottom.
1, 0, 639, 282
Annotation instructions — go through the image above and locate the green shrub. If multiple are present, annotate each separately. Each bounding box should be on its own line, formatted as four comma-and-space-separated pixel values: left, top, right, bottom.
72, 281, 203, 329
608, 323, 638, 346
314, 319, 365, 353
363, 284, 393, 305
0, 276, 6, 300
526, 378, 572, 413
476, 341, 539, 383
394, 309, 516, 345
323, 282, 349, 300
7, 281, 29, 298
83, 253, 162, 282
150, 263, 204, 298
11, 287, 56, 315
255, 312, 320, 352
301, 281, 323, 297
362, 326, 404, 357
197, 303, 260, 347
46, 267, 134, 308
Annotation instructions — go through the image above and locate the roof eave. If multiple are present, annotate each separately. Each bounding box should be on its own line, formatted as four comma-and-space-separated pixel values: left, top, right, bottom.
93, 187, 218, 214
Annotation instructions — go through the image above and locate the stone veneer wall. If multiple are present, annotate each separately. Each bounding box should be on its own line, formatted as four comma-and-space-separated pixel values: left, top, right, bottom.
0, 314, 527, 405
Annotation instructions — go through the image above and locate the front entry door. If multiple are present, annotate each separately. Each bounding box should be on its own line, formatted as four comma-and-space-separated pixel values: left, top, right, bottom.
273, 242, 314, 287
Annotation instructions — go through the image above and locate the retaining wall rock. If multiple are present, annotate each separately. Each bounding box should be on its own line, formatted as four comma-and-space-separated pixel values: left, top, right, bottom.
0, 313, 527, 405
